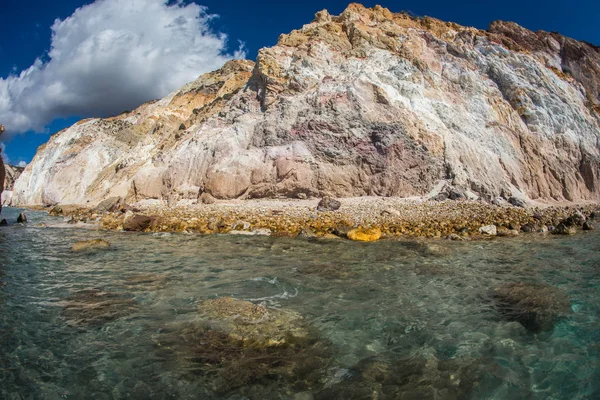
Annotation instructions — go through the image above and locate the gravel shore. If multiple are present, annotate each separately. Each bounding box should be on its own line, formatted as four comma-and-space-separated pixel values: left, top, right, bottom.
44, 197, 600, 241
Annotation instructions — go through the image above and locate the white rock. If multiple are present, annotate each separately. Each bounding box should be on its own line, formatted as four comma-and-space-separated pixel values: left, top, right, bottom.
479, 225, 498, 236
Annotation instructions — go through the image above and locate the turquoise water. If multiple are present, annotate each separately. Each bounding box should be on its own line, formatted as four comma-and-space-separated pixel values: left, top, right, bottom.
0, 207, 598, 399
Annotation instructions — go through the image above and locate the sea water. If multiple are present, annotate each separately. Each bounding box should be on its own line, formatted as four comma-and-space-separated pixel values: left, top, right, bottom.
0, 207, 598, 399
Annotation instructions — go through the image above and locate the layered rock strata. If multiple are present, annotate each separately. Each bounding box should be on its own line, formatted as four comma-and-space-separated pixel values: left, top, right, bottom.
2, 164, 24, 206
0, 124, 4, 210
11, 4, 600, 206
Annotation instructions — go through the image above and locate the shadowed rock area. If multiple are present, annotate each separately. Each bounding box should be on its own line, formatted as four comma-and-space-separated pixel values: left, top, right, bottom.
490, 282, 572, 332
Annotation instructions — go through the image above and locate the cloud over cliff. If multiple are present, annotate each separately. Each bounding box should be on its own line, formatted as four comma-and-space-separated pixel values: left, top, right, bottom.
0, 0, 244, 135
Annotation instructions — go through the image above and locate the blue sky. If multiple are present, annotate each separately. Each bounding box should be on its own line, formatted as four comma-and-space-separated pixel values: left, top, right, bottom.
1, 0, 598, 165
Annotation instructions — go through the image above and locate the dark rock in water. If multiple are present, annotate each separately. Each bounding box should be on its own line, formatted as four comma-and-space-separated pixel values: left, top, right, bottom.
508, 197, 526, 208
490, 282, 571, 332
565, 210, 586, 227
153, 297, 330, 394
317, 196, 341, 211
93, 197, 123, 213
315, 355, 501, 400
0, 219, 7, 226
123, 215, 155, 231
520, 223, 536, 233
61, 288, 138, 327
583, 221, 594, 231
553, 222, 577, 235
16, 213, 27, 223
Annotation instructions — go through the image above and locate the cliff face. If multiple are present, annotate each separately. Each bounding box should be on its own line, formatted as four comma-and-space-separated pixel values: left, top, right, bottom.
0, 124, 5, 210
12, 4, 600, 206
1, 164, 24, 206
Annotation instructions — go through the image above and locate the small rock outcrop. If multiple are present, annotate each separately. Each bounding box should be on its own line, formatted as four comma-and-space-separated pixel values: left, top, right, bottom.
490, 282, 571, 332
16, 213, 27, 223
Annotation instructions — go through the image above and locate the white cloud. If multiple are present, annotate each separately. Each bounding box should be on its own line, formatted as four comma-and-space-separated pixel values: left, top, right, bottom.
0, 0, 245, 135
17, 161, 27, 168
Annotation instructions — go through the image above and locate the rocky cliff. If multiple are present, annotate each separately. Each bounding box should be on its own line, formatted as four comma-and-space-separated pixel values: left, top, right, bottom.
2, 164, 24, 206
0, 124, 5, 210
12, 4, 600, 206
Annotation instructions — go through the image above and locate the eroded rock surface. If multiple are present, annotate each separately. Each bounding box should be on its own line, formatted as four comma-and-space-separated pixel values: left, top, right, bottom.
10, 5, 600, 206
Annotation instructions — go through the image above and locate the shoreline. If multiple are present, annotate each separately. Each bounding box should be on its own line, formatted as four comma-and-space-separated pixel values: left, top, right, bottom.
18, 197, 600, 241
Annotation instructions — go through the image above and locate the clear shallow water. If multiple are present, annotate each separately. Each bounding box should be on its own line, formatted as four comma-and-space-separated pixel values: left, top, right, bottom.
0, 207, 598, 399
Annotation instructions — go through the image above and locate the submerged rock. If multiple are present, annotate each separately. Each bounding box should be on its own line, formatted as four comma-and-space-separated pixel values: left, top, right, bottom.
61, 288, 138, 327
490, 282, 571, 332
347, 227, 382, 242
71, 239, 111, 252
196, 297, 309, 346
0, 219, 7, 226
316, 355, 501, 400
154, 297, 330, 394
317, 196, 341, 212
16, 213, 27, 223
